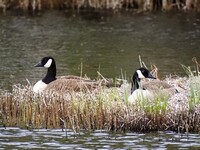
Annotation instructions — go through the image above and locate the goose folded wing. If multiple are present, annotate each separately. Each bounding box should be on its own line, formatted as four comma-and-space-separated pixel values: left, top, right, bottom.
44, 78, 99, 93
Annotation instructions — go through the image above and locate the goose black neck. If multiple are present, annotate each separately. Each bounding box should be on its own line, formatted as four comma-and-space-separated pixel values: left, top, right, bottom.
42, 63, 56, 84
131, 72, 140, 94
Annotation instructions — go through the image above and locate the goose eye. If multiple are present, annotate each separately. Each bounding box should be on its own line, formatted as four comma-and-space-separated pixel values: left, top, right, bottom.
141, 70, 146, 74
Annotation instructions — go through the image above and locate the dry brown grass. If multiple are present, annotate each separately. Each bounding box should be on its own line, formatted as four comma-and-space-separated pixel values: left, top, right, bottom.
1, 0, 200, 14
1, 57, 200, 132
0, 75, 200, 133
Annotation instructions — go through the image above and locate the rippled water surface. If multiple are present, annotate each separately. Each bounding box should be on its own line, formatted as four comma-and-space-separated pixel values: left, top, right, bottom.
0, 127, 200, 149
0, 11, 200, 149
0, 10, 200, 90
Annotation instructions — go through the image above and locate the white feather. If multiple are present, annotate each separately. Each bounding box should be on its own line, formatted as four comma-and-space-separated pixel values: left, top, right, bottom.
44, 59, 52, 68
33, 80, 47, 93
128, 89, 153, 104
136, 70, 145, 79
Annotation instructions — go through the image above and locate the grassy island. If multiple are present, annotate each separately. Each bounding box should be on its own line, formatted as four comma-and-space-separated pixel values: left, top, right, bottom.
1, 62, 200, 133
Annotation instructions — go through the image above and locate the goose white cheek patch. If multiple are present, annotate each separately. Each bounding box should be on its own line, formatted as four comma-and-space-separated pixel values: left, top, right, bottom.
44, 59, 52, 68
137, 70, 145, 79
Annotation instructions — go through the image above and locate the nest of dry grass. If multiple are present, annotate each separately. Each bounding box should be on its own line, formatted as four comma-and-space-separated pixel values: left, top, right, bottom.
0, 73, 200, 133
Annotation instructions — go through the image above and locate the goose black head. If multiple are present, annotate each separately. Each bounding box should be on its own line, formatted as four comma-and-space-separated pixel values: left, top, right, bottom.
34, 56, 57, 84
131, 67, 156, 93
135, 67, 156, 79
34, 56, 56, 68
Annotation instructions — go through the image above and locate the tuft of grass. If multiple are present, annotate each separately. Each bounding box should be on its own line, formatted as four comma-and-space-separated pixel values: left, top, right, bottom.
182, 57, 200, 112
188, 78, 200, 112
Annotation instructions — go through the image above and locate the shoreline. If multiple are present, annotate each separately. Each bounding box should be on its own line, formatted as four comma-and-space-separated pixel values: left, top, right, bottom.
1, 0, 200, 15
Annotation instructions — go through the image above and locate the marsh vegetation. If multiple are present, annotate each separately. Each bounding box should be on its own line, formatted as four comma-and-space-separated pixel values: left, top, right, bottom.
0, 0, 200, 14
1, 59, 200, 133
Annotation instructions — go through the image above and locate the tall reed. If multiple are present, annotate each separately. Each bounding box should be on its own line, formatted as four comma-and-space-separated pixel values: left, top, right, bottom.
1, 0, 200, 14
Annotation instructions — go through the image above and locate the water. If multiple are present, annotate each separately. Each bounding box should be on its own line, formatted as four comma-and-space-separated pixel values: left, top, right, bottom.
0, 10, 200, 148
0, 127, 200, 149
0, 10, 200, 90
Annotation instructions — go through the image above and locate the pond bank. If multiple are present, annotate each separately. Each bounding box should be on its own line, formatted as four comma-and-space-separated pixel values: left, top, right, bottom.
1, 0, 200, 14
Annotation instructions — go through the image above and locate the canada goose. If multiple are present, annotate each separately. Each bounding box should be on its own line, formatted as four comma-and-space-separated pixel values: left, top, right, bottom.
128, 67, 178, 103
33, 56, 100, 93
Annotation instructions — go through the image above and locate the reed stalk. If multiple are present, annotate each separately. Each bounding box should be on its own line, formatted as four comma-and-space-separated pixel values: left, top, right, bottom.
1, 0, 200, 14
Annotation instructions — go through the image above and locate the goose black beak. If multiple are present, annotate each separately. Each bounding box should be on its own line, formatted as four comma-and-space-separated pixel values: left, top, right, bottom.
147, 73, 156, 79
34, 61, 43, 67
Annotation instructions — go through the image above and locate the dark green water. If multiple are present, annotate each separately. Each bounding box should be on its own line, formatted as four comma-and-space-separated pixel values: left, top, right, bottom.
0, 10, 200, 90
1, 127, 200, 149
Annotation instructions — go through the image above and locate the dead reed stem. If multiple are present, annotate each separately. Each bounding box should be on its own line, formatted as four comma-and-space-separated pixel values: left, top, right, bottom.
1, 0, 200, 14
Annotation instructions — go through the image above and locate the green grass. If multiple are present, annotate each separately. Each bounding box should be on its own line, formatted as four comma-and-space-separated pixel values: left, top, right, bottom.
188, 78, 200, 112
181, 60, 200, 112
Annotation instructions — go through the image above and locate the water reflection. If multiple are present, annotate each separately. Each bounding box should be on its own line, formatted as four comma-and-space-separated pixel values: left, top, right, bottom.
0, 11, 200, 90
0, 127, 200, 149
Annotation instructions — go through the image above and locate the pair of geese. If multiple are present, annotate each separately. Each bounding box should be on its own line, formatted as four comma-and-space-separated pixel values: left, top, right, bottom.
33, 56, 177, 102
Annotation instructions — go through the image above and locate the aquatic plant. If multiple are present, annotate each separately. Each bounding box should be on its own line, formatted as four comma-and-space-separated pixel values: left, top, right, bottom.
181, 57, 200, 112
